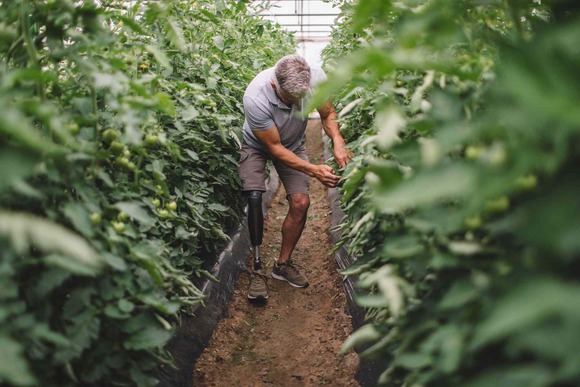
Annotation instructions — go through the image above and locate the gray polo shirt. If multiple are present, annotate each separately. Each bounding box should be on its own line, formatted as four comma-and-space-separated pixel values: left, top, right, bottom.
242, 66, 327, 152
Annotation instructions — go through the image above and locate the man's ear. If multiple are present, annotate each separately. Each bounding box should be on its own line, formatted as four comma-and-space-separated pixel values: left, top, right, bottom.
269, 80, 277, 90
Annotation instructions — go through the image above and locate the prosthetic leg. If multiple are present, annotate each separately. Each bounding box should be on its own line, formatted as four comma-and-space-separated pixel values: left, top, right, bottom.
247, 191, 264, 270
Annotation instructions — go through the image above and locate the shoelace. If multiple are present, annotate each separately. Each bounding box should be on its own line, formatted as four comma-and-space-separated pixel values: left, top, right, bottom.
251, 270, 268, 285
280, 260, 305, 275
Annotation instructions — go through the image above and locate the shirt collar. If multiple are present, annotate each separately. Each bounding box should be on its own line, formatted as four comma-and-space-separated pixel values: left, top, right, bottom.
265, 81, 292, 110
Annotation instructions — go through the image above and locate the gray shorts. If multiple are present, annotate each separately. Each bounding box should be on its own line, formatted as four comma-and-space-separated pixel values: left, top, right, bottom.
238, 144, 310, 196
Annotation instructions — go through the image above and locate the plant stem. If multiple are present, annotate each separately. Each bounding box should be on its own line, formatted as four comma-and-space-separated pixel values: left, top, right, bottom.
507, 0, 525, 42
20, 1, 39, 65
21, 0, 48, 138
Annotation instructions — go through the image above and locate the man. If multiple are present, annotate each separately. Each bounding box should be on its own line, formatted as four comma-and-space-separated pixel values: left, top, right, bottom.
239, 54, 352, 301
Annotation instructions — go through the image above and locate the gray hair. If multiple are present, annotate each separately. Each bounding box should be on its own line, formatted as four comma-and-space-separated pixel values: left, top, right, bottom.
273, 55, 311, 99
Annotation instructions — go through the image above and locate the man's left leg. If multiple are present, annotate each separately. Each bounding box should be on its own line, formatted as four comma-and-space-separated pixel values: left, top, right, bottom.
278, 193, 309, 265
271, 193, 310, 288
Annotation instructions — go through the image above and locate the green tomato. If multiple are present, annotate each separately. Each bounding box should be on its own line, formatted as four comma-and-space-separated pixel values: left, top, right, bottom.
89, 212, 102, 226
117, 212, 128, 222
152, 198, 161, 207
67, 123, 80, 135
464, 215, 482, 230
484, 196, 510, 214
109, 141, 125, 155
115, 156, 129, 168
166, 201, 177, 211
111, 221, 125, 233
158, 209, 170, 219
145, 133, 159, 146
489, 146, 507, 166
465, 146, 484, 160
0, 29, 17, 45
515, 174, 537, 191
102, 129, 120, 144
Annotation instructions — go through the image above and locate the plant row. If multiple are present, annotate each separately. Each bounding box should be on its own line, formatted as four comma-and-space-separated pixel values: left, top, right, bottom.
0, 1, 294, 385
318, 1, 580, 386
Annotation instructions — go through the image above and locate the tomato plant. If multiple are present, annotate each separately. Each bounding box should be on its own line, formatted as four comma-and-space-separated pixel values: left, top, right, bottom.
321, 1, 580, 386
0, 0, 293, 386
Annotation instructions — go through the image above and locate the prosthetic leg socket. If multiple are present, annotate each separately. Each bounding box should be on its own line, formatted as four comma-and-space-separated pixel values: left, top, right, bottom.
247, 191, 264, 270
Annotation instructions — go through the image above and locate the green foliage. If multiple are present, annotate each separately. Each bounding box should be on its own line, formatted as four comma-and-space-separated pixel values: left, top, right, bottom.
0, 0, 294, 385
322, 0, 580, 386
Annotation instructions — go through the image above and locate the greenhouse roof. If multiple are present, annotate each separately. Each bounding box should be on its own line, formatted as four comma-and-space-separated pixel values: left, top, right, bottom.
251, 0, 340, 43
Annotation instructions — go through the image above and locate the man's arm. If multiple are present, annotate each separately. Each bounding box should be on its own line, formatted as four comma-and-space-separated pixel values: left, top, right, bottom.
317, 100, 353, 169
253, 126, 340, 187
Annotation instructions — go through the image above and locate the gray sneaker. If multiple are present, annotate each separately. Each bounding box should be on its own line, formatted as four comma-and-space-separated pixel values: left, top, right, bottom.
247, 269, 269, 300
271, 260, 309, 288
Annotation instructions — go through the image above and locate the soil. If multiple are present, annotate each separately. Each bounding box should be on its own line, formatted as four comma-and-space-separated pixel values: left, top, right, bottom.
192, 121, 360, 386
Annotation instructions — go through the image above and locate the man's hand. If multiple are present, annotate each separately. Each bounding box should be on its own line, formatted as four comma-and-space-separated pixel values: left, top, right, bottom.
253, 126, 340, 187
333, 141, 354, 169
312, 164, 340, 187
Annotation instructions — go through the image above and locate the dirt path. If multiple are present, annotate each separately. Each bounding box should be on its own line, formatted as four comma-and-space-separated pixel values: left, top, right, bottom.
193, 121, 360, 386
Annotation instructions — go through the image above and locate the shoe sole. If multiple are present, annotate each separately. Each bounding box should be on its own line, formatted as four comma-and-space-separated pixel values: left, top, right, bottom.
271, 273, 309, 288
247, 294, 268, 300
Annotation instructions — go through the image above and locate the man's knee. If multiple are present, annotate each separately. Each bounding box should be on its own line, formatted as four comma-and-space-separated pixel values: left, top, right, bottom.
288, 194, 310, 214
